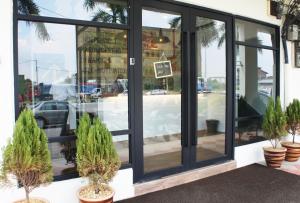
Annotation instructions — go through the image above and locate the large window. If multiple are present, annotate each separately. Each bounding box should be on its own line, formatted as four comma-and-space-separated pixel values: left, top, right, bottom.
16, 0, 130, 180
235, 19, 278, 146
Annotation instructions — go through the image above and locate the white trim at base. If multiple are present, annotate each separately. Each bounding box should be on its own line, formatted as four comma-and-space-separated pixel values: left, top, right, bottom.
235, 141, 271, 168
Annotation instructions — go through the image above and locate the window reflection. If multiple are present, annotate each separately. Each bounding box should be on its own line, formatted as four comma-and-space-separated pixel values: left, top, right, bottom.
235, 19, 275, 47
18, 21, 129, 175
142, 9, 182, 173
17, 0, 128, 24
195, 17, 226, 161
235, 45, 275, 146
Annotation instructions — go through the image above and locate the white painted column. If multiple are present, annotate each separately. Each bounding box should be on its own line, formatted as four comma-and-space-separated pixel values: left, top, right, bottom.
0, 0, 15, 152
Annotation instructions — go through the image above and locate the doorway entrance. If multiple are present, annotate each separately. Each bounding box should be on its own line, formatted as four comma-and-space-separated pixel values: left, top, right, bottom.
132, 0, 234, 182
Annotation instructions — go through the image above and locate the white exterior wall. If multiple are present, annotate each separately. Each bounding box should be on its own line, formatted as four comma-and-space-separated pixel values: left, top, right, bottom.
0, 0, 297, 202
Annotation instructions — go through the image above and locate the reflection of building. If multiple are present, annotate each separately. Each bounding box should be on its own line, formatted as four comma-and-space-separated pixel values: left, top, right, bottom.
76, 26, 128, 93
257, 67, 268, 80
142, 27, 181, 91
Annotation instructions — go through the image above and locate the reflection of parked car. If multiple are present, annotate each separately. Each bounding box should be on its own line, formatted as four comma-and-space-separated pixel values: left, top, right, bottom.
30, 101, 69, 129
90, 88, 102, 99
146, 89, 167, 95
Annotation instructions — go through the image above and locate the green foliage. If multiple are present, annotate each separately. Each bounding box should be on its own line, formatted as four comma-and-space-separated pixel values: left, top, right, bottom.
76, 113, 120, 193
0, 109, 53, 201
262, 97, 287, 148
286, 99, 300, 143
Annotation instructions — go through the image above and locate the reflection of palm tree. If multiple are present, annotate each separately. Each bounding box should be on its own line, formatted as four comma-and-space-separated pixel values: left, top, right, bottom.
83, 0, 127, 24
169, 17, 225, 78
18, 0, 50, 41
169, 17, 181, 57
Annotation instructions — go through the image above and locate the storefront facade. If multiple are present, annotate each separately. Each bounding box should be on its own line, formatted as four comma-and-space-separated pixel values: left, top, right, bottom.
0, 0, 293, 202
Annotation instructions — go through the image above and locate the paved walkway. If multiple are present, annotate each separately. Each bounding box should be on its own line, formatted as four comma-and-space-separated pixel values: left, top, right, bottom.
279, 159, 300, 175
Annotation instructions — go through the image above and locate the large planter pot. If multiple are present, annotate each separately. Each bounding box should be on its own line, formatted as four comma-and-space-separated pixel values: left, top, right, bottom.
281, 142, 300, 162
263, 147, 287, 168
14, 197, 49, 203
78, 185, 114, 203
206, 119, 219, 135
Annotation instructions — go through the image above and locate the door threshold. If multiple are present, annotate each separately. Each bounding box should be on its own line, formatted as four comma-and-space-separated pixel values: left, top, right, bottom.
134, 160, 236, 196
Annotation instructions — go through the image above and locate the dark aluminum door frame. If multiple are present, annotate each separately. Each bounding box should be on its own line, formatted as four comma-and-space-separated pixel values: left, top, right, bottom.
132, 0, 234, 183
132, 0, 190, 183
189, 8, 234, 169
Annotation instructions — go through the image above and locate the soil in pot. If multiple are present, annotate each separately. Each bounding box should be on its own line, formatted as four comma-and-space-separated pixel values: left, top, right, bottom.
263, 147, 287, 168
14, 198, 49, 203
78, 185, 114, 203
281, 142, 300, 162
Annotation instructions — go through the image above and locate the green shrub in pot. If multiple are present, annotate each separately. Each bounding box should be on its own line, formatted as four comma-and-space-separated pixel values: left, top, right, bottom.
282, 99, 300, 162
262, 97, 287, 168
0, 109, 53, 203
76, 113, 121, 203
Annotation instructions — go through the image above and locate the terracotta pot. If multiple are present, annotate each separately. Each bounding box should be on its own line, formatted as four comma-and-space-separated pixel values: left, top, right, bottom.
78, 185, 114, 203
263, 147, 287, 168
14, 197, 49, 203
281, 142, 300, 162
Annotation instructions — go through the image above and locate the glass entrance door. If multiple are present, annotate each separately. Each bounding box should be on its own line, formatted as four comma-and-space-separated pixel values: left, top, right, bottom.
190, 10, 234, 166
133, 1, 233, 182
142, 7, 184, 173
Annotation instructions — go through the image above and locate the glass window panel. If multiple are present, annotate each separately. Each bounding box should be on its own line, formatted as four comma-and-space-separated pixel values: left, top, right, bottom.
17, 0, 128, 24
18, 21, 128, 139
142, 9, 182, 173
235, 19, 275, 47
113, 135, 129, 165
235, 45, 275, 146
195, 17, 226, 161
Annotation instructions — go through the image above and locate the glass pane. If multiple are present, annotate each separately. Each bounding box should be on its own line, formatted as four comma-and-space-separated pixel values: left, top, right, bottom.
235, 45, 275, 146
142, 9, 182, 173
49, 140, 77, 176
17, 0, 128, 24
113, 135, 129, 165
196, 17, 226, 161
235, 19, 275, 47
77, 26, 128, 131
18, 21, 128, 148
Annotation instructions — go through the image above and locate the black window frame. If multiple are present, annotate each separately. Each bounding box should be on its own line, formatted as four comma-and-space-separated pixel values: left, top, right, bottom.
12, 0, 281, 183
233, 16, 280, 147
13, 0, 134, 181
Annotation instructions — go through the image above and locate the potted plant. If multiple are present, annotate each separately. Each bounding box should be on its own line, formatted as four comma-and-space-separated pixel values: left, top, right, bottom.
281, 99, 300, 162
76, 113, 121, 203
262, 97, 287, 168
0, 109, 53, 203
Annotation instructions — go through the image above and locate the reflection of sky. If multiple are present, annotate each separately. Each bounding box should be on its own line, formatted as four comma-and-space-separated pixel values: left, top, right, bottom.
200, 41, 226, 78
18, 21, 76, 84
18, 3, 274, 83
31, 0, 119, 21
258, 49, 274, 77
142, 9, 180, 29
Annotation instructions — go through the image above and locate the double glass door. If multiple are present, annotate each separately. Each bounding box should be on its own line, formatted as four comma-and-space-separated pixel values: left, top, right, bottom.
133, 1, 233, 182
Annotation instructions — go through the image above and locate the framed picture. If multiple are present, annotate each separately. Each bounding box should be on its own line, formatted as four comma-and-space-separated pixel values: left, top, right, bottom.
153, 60, 173, 79
295, 41, 300, 68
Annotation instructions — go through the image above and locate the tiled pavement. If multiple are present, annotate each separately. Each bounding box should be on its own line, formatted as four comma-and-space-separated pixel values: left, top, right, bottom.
279, 159, 300, 175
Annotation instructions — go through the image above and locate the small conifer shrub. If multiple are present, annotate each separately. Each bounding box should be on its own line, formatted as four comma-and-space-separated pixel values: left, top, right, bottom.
76, 113, 121, 194
0, 109, 53, 202
286, 99, 300, 143
262, 97, 287, 148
